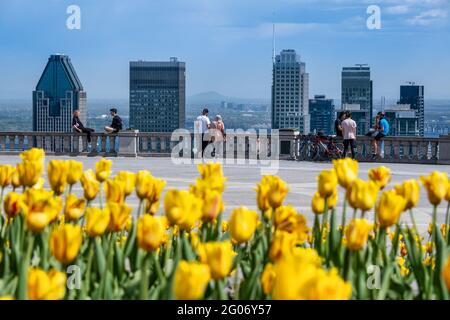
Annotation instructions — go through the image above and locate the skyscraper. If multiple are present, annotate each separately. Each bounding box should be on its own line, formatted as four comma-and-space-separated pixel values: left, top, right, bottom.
129, 58, 185, 132
399, 84, 424, 137
309, 95, 334, 135
341, 65, 373, 134
33, 54, 86, 132
271, 49, 310, 134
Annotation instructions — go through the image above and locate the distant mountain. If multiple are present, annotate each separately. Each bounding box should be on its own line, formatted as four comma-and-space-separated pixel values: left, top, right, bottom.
187, 91, 269, 106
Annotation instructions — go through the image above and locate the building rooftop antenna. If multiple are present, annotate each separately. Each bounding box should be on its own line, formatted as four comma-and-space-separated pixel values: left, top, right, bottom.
405, 81, 416, 86
355, 63, 368, 68
272, 22, 276, 64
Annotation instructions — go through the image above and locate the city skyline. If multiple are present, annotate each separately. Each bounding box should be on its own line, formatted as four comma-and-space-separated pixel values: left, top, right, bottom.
1, 0, 450, 101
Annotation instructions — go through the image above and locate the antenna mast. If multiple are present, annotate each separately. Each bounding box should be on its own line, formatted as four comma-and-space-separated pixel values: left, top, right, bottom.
272, 23, 276, 64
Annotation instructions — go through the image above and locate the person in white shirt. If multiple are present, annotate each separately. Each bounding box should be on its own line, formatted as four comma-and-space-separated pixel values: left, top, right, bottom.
341, 111, 357, 159
195, 108, 211, 155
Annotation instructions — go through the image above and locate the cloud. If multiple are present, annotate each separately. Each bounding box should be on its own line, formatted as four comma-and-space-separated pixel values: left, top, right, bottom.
385, 5, 410, 14
407, 8, 448, 25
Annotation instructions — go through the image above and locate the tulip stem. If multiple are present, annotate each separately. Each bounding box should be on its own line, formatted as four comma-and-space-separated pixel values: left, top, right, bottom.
137, 199, 143, 217
140, 252, 150, 300
234, 250, 241, 300
81, 239, 94, 299
341, 199, 347, 230
17, 231, 34, 300
409, 209, 419, 236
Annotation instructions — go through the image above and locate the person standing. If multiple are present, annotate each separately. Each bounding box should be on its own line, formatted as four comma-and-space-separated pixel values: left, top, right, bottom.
372, 112, 389, 159
72, 110, 95, 145
341, 111, 357, 159
104, 108, 123, 133
335, 111, 346, 138
211, 115, 225, 158
195, 108, 211, 156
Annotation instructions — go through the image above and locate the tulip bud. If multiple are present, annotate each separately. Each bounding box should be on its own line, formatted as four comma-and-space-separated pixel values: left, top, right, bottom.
137, 215, 166, 252
50, 224, 82, 264
174, 261, 211, 300
28, 268, 66, 300
420, 171, 449, 206
229, 207, 258, 244
95, 158, 112, 182
368, 166, 391, 189
345, 219, 373, 251
85, 207, 110, 237
376, 190, 406, 228
197, 241, 234, 280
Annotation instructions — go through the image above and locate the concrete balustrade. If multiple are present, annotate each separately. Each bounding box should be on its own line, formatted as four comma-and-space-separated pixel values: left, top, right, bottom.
0, 131, 449, 165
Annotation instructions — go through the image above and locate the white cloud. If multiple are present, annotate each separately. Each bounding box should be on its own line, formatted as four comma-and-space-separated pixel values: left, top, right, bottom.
385, 5, 410, 14
407, 8, 448, 25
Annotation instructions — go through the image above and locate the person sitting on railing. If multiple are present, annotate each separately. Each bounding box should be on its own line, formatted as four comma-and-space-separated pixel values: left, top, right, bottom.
72, 110, 95, 145
104, 108, 123, 134
372, 112, 389, 160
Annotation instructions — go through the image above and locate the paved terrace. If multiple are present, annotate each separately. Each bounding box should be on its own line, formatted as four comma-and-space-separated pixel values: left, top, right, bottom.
1, 155, 449, 235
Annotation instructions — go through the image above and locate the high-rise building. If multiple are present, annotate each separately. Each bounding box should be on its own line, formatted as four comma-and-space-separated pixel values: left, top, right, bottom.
129, 57, 185, 132
33, 54, 86, 132
399, 84, 424, 136
271, 49, 310, 134
309, 95, 334, 135
384, 104, 419, 136
341, 65, 373, 134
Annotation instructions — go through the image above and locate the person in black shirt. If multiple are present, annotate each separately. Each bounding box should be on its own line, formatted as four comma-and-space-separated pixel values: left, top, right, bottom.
335, 111, 346, 138
72, 110, 94, 143
104, 108, 123, 133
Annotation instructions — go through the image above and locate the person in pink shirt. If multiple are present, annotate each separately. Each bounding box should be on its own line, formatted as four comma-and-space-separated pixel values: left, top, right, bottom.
341, 111, 357, 159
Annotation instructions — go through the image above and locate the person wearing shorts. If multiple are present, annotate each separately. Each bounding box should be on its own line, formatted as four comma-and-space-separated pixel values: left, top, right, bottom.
372, 113, 389, 160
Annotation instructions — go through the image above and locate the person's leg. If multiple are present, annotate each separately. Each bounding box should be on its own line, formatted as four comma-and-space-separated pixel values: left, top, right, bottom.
343, 139, 349, 158
350, 139, 356, 159
104, 126, 114, 133
81, 128, 92, 143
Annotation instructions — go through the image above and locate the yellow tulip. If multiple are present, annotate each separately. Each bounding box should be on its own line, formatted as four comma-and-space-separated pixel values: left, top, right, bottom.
229, 207, 258, 244
346, 179, 379, 211
174, 261, 211, 300
261, 263, 276, 295
274, 205, 309, 244
80, 169, 100, 201
17, 149, 45, 188
23, 189, 61, 232
221, 220, 229, 233
368, 166, 391, 189
311, 192, 325, 215
164, 189, 202, 231
269, 230, 297, 261
104, 179, 125, 204
197, 241, 234, 280
333, 158, 359, 189
11, 167, 21, 189
345, 219, 373, 251
66, 160, 83, 185
442, 256, 450, 293
420, 171, 449, 206
95, 158, 112, 182
202, 189, 224, 222
376, 190, 407, 228
0, 165, 15, 188
270, 248, 343, 300
394, 179, 420, 211
47, 160, 69, 195
28, 268, 66, 300
3, 192, 24, 219
308, 268, 352, 300
64, 194, 86, 221
196, 163, 226, 193
317, 169, 338, 198
85, 207, 110, 237
50, 224, 82, 264
137, 214, 166, 252
256, 176, 289, 211
115, 171, 135, 196
107, 202, 132, 232
135, 171, 167, 208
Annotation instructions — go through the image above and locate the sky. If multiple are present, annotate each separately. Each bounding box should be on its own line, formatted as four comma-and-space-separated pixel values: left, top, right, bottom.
0, 0, 449, 101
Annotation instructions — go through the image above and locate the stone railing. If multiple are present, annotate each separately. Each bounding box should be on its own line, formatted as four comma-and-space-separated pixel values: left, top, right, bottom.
292, 134, 450, 165
0, 131, 449, 164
